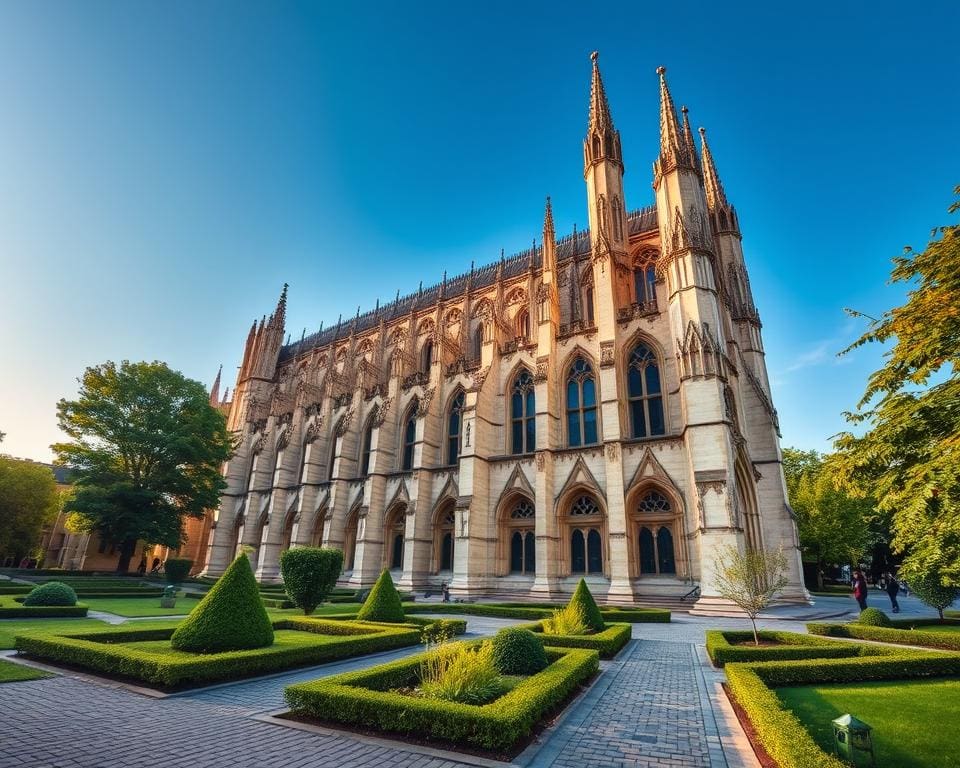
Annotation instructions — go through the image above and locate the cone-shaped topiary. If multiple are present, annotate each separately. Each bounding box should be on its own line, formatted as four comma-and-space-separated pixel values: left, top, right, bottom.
356, 569, 405, 623
568, 578, 605, 632
170, 552, 274, 652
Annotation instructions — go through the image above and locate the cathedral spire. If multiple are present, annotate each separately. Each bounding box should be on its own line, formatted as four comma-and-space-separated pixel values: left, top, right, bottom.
699, 127, 728, 209
209, 365, 222, 407
273, 283, 288, 327
543, 195, 554, 240
587, 51, 614, 134
542, 196, 557, 277
681, 106, 700, 172
657, 66, 683, 162
584, 51, 622, 173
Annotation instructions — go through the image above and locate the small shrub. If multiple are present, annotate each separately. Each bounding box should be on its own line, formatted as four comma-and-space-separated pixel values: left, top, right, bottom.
856, 607, 892, 627
163, 558, 193, 586
419, 641, 505, 705
542, 602, 587, 636
170, 552, 274, 653
356, 570, 405, 623
569, 578, 605, 632
490, 628, 548, 674
420, 619, 459, 647
23, 581, 77, 607
280, 547, 344, 615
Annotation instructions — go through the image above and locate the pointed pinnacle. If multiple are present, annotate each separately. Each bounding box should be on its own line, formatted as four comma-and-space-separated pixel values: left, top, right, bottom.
681, 106, 699, 169
699, 126, 728, 209
543, 195, 555, 238
588, 51, 615, 133
657, 66, 682, 158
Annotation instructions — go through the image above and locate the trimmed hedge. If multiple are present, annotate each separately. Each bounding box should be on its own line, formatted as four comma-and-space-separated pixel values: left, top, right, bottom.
0, 585, 32, 595
726, 652, 960, 768
163, 559, 193, 586
24, 582, 77, 606
0, 603, 89, 618
855, 607, 892, 627
285, 645, 599, 751
569, 579, 605, 632
15, 619, 420, 688
356, 570, 405, 623
280, 547, 343, 615
525, 622, 632, 659
808, 621, 960, 651
406, 603, 670, 623
171, 553, 274, 652
705, 630, 882, 667
490, 628, 548, 674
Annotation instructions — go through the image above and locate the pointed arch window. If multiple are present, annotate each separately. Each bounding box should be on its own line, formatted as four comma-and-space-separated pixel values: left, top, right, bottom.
401, 406, 417, 471
447, 390, 465, 465
246, 453, 260, 493
567, 494, 603, 575
635, 489, 677, 577
421, 340, 433, 373
612, 196, 623, 242
385, 506, 405, 571
516, 308, 530, 340
510, 370, 536, 455
628, 344, 666, 438
634, 263, 657, 307
435, 509, 455, 572
473, 325, 484, 360
566, 357, 598, 447
272, 448, 285, 486
327, 436, 338, 481
506, 499, 536, 575
359, 419, 374, 477
298, 442, 312, 483
584, 274, 596, 326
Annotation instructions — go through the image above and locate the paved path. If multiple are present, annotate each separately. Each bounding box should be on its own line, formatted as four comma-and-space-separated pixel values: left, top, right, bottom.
0, 612, 816, 768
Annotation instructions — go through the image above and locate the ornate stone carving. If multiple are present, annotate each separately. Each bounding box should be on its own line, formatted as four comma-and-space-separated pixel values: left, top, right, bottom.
605, 442, 619, 460
374, 397, 393, 426
251, 434, 265, 455
335, 409, 355, 436
472, 366, 491, 391
416, 388, 435, 417
505, 287, 526, 306
535, 451, 546, 471
534, 356, 549, 382
600, 341, 615, 367
276, 429, 291, 451
303, 420, 322, 444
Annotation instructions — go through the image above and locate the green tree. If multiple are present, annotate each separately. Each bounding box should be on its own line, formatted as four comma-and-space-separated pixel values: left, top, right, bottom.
907, 571, 959, 620
782, 448, 875, 590
53, 360, 233, 573
834, 187, 960, 586
0, 457, 60, 564
280, 547, 344, 615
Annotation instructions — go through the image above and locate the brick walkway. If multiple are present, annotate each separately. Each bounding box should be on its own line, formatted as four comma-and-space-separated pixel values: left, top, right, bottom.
0, 615, 765, 768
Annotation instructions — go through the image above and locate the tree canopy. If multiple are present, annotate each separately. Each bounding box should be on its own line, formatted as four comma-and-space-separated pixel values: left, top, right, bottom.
53, 360, 233, 572
833, 186, 960, 586
0, 457, 60, 564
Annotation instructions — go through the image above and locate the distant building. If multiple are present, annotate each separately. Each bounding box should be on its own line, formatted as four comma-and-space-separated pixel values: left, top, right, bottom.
195, 56, 809, 609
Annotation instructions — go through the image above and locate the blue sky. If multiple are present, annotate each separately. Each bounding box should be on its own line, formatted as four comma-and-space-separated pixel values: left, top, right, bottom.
0, 1, 957, 462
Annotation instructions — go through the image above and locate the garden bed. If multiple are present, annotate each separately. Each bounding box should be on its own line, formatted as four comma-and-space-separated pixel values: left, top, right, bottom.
0, 601, 89, 618
808, 619, 960, 651
521, 621, 632, 659
405, 602, 670, 623
705, 630, 880, 667
14, 618, 422, 690
724, 652, 960, 768
284, 644, 599, 756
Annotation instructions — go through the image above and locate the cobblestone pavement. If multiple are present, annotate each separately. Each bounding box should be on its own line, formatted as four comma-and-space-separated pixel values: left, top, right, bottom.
0, 613, 775, 768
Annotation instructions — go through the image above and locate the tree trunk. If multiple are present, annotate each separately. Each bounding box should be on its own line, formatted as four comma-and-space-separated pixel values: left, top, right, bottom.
939, 607, 944, 621
116, 538, 137, 573
751, 616, 759, 645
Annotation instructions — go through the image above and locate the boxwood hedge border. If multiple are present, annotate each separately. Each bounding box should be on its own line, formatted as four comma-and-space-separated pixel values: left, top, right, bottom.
284, 644, 599, 751
706, 630, 882, 667
520, 621, 632, 658
14, 618, 423, 688
725, 652, 960, 768
807, 619, 960, 651
404, 603, 670, 623
0, 604, 89, 618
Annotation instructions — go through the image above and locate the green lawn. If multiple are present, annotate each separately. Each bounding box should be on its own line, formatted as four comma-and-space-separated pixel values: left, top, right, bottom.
777, 678, 960, 768
0, 658, 50, 683
81, 597, 363, 618
912, 623, 960, 634
115, 628, 349, 659
0, 618, 180, 650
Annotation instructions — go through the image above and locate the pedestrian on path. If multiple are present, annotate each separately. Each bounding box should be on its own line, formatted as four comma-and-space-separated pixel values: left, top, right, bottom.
853, 569, 869, 610
885, 571, 901, 613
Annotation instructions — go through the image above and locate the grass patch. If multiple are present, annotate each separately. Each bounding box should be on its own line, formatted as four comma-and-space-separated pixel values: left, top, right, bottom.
808, 620, 960, 651
0, 618, 179, 650
284, 644, 599, 753
0, 596, 89, 618
15, 618, 421, 689
706, 630, 876, 667
0, 658, 51, 684
777, 678, 960, 768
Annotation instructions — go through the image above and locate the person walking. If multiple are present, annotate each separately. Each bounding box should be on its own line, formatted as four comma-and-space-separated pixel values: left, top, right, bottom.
885, 571, 901, 613
137, 554, 148, 576
853, 569, 869, 611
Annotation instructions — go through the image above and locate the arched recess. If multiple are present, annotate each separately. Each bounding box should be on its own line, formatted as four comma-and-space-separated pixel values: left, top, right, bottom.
735, 453, 763, 552
382, 503, 406, 572
358, 415, 375, 477
339, 507, 357, 570
581, 267, 596, 326
310, 506, 327, 548
496, 492, 536, 577
625, 481, 685, 579
556, 485, 607, 577
445, 388, 466, 465
432, 500, 456, 574
621, 331, 668, 438
399, 399, 418, 471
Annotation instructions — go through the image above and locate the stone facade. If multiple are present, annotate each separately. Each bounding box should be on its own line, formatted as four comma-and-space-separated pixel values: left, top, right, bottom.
200, 55, 809, 610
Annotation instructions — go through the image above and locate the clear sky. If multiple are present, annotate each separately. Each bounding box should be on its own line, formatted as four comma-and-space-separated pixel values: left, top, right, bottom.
1, 1, 957, 462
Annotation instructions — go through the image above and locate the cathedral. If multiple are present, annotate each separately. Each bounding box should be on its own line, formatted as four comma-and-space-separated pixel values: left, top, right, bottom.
200, 54, 810, 611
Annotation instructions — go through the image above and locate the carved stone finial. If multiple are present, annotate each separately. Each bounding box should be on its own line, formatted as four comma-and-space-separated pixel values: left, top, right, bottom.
590, 50, 598, 62
656, 65, 666, 76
